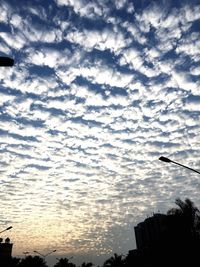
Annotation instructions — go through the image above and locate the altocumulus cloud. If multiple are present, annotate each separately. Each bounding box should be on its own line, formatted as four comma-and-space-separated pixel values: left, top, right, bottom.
0, 0, 200, 265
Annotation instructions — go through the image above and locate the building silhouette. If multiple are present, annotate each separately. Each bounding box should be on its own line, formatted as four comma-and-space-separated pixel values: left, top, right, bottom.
127, 212, 200, 267
134, 213, 167, 249
0, 238, 13, 259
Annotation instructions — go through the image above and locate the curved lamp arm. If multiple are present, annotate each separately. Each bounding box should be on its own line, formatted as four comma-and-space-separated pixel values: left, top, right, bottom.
159, 156, 200, 175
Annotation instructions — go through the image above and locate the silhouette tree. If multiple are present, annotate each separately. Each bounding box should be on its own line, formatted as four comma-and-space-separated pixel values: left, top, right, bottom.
103, 254, 124, 267
54, 258, 76, 267
167, 198, 200, 236
1, 257, 20, 267
10, 257, 21, 267
166, 198, 200, 265
79, 262, 93, 267
18, 255, 48, 267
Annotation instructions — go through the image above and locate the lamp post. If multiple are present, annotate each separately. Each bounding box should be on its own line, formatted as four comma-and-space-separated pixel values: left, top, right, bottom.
0, 226, 13, 234
159, 156, 200, 175
34, 249, 57, 259
0, 56, 14, 67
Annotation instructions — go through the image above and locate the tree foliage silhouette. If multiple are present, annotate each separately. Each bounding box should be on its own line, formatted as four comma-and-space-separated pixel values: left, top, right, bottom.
103, 253, 124, 267
167, 197, 200, 238
18, 256, 48, 267
79, 262, 93, 267
54, 258, 76, 267
1, 257, 20, 267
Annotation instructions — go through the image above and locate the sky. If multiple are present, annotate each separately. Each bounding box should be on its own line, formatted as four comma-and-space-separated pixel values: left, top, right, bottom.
0, 0, 200, 266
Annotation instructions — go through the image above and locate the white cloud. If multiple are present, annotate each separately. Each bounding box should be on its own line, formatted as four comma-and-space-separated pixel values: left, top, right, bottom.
70, 63, 133, 89
0, 2, 12, 23
156, 59, 173, 74
29, 48, 68, 68
10, 14, 22, 28
190, 66, 200, 76
0, 41, 11, 54
0, 1, 200, 262
119, 47, 143, 69
122, 22, 147, 44
127, 2, 134, 14
114, 0, 127, 10
181, 4, 200, 23
66, 27, 130, 54
0, 92, 15, 105
171, 71, 198, 93
27, 6, 48, 21
176, 33, 200, 61
55, 0, 108, 19
134, 3, 200, 57
20, 24, 63, 44
0, 32, 27, 50
145, 47, 160, 59
136, 3, 165, 29
184, 100, 200, 112
119, 48, 160, 77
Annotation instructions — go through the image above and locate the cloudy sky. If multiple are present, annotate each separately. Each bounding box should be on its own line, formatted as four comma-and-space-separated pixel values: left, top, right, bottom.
0, 0, 200, 266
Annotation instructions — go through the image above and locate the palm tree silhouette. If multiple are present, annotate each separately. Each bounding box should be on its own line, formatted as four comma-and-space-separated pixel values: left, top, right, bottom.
54, 258, 76, 267
166, 198, 200, 265
103, 253, 124, 267
167, 198, 200, 236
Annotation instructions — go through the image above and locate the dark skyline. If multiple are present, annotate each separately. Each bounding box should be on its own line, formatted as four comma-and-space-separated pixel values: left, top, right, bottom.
1, 198, 200, 267
0, 0, 200, 266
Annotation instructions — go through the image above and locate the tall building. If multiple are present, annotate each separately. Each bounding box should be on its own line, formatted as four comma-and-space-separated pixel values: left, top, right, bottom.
0, 238, 13, 259
134, 213, 167, 249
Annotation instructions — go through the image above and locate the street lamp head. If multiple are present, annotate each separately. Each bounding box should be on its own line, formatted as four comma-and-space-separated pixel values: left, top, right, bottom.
159, 156, 200, 175
6, 226, 13, 231
159, 156, 172, 163
0, 226, 13, 234
0, 56, 14, 67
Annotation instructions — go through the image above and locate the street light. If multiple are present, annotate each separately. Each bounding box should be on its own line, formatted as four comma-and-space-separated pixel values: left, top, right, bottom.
0, 226, 13, 234
159, 156, 200, 175
34, 249, 57, 259
0, 56, 14, 67
34, 250, 45, 258
45, 249, 57, 257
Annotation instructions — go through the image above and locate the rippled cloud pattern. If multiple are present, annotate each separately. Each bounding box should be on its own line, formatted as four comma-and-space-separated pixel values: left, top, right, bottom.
0, 0, 200, 264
